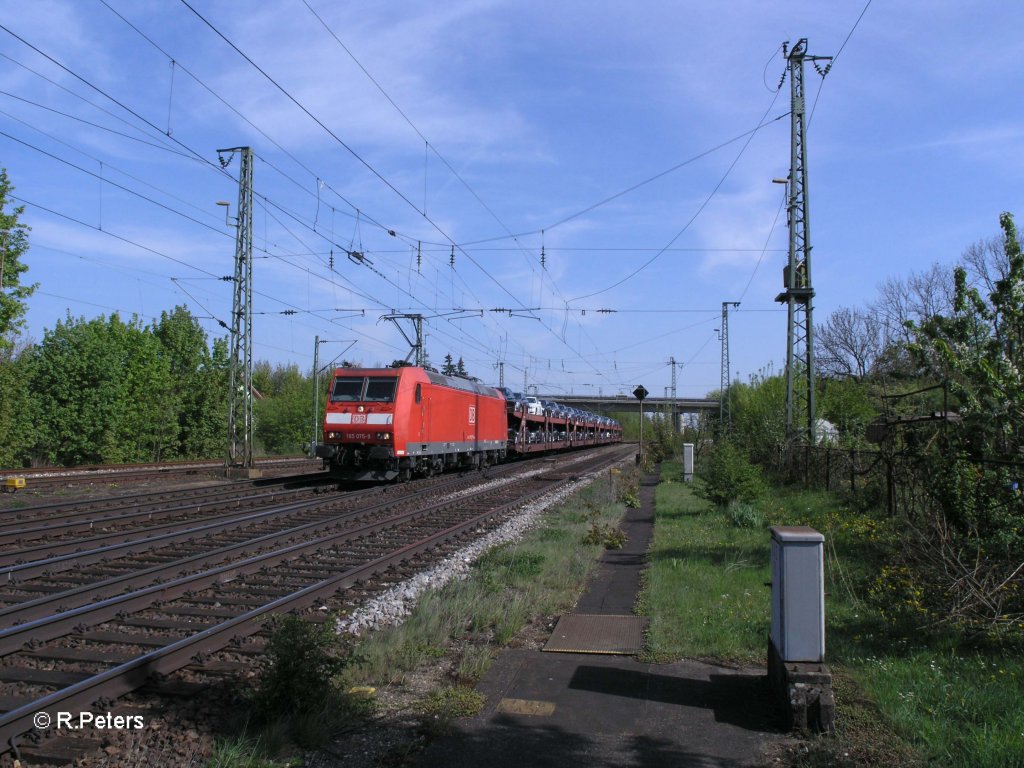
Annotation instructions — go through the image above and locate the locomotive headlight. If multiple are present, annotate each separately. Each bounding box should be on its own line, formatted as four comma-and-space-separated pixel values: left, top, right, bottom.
375, 432, 391, 440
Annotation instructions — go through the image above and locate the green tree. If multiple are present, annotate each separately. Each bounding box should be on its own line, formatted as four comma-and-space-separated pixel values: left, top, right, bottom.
0, 340, 41, 466
253, 363, 310, 455
818, 377, 876, 443
695, 440, 767, 506
153, 306, 227, 458
902, 212, 1024, 625
911, 212, 1024, 466
728, 371, 786, 466
0, 169, 37, 348
32, 313, 174, 464
646, 407, 679, 462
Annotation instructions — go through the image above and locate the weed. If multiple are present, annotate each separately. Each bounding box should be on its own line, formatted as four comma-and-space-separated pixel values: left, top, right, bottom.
454, 645, 493, 683
417, 686, 485, 737
537, 527, 570, 542
474, 549, 544, 579
724, 500, 765, 529
584, 522, 627, 549
646, 459, 1024, 767
492, 594, 530, 644
343, 469, 633, 687
206, 735, 299, 768
620, 490, 641, 508
695, 440, 767, 506
617, 470, 641, 507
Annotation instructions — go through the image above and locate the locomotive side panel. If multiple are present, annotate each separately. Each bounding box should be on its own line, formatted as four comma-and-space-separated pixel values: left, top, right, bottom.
410, 373, 506, 464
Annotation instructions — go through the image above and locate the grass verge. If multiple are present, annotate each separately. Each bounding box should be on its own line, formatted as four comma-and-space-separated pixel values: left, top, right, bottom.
640, 459, 1024, 767
343, 465, 637, 687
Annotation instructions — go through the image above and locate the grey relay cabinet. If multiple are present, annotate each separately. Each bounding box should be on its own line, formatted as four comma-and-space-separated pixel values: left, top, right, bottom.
769, 526, 825, 663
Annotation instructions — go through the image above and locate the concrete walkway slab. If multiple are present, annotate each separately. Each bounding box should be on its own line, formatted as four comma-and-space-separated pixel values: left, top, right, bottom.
418, 649, 781, 767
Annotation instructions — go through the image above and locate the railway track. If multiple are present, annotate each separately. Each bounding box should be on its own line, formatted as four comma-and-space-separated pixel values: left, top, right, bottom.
0, 445, 632, 766
0, 471, 336, 548
0, 456, 319, 496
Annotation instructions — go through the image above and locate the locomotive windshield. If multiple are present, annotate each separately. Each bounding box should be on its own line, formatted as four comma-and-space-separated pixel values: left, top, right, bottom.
329, 376, 398, 403
364, 377, 398, 402
330, 378, 363, 402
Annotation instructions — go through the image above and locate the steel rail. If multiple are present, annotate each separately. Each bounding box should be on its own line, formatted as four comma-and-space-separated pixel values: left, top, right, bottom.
0, 455, 316, 481
0, 472, 333, 541
0, 455, 552, 580
0, 491, 370, 580
1, 447, 630, 762
0, 460, 552, 647
0, 447, 629, 753
0, 462, 523, 582
0, 467, 522, 627
0, 476, 334, 549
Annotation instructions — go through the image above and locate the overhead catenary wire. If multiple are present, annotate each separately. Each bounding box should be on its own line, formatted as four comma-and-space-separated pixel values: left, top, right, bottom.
298, 1, 637, 383
299, 0, 559, 298
0, 129, 229, 237
10, 193, 409, 356
570, 88, 788, 302
0, 21, 516, 366
1, 7, 860, 393
0, 23, 232, 181
177, 0, 627, 389
11, 6, 765, 391
109, 0, 542, 369
0, 88, 196, 159
98, 0, 528, 364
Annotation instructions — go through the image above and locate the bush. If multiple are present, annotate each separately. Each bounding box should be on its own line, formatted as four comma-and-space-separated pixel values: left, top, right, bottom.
251, 615, 361, 746
696, 440, 767, 506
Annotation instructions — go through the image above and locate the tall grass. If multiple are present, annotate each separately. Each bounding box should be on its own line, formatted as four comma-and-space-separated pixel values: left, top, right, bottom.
638, 469, 770, 663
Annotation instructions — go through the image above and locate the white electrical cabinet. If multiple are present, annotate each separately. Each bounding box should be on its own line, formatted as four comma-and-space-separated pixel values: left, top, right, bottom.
770, 526, 825, 663
682, 443, 694, 482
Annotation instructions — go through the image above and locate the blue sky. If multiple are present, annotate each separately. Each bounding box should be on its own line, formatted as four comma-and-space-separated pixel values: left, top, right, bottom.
1, 1, 1021, 398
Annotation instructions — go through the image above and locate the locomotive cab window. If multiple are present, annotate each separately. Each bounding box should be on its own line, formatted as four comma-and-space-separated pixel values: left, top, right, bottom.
364, 377, 398, 402
330, 378, 363, 402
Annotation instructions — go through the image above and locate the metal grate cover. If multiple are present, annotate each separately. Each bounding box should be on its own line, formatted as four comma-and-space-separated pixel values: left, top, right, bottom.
543, 614, 647, 655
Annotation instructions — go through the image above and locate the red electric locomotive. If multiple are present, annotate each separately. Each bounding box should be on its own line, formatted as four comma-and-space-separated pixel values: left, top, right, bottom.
314, 366, 507, 481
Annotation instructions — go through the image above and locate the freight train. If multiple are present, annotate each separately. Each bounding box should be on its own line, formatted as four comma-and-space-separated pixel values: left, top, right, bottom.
313, 366, 621, 481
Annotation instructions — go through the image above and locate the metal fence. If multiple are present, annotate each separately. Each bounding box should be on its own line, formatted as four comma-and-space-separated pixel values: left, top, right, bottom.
778, 440, 1023, 519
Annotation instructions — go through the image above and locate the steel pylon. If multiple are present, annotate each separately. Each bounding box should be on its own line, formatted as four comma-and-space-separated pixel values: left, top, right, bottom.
775, 40, 830, 444
222, 146, 254, 469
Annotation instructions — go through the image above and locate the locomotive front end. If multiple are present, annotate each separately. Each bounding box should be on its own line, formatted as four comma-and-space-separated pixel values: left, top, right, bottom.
315, 369, 404, 481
